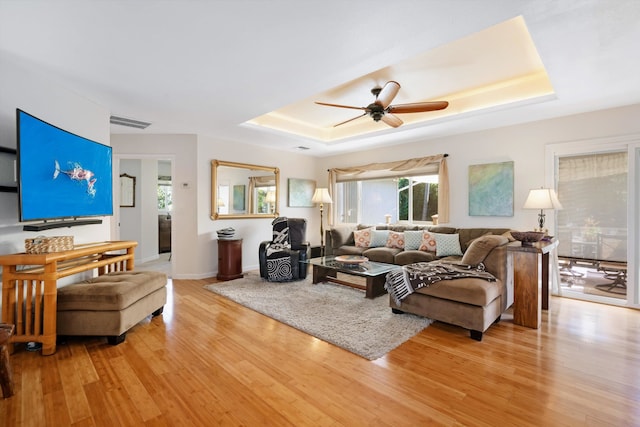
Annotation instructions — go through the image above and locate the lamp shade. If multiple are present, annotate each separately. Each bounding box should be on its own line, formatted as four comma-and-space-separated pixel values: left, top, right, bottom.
523, 188, 563, 210
265, 191, 276, 203
312, 188, 332, 204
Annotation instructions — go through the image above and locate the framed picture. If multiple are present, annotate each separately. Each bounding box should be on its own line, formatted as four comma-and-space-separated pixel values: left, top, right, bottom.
468, 161, 514, 216
288, 178, 315, 207
119, 174, 136, 207
233, 184, 246, 211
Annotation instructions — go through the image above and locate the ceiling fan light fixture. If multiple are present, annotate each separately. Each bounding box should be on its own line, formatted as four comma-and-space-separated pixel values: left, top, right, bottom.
315, 80, 448, 128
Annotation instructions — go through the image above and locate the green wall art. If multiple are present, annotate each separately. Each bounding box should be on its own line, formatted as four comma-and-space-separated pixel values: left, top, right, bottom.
287, 178, 315, 207
468, 161, 514, 216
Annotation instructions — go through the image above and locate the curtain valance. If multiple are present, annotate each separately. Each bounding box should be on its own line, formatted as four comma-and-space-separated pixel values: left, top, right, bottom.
326, 154, 449, 224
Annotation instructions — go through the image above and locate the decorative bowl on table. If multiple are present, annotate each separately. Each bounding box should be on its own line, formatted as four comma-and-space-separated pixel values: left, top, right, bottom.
216, 227, 236, 240
334, 255, 369, 267
511, 231, 545, 245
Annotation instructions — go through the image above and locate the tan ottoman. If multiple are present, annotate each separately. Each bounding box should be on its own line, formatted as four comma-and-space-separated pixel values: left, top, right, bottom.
57, 271, 167, 345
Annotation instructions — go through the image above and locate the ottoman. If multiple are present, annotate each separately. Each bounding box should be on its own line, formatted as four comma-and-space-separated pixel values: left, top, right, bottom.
57, 271, 167, 344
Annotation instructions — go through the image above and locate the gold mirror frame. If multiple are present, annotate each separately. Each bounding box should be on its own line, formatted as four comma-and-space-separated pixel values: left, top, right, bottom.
211, 159, 280, 220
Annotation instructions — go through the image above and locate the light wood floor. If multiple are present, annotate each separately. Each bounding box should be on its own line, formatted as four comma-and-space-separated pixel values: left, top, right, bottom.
2, 277, 639, 426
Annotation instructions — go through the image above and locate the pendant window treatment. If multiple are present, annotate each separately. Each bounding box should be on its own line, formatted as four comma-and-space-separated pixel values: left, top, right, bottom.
326, 154, 449, 225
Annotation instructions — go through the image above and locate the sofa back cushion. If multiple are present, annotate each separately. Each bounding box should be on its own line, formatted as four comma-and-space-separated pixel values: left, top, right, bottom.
461, 235, 509, 266
329, 224, 357, 249
457, 228, 511, 252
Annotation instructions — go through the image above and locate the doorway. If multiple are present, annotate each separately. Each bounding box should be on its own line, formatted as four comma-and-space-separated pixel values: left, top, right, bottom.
116, 156, 174, 278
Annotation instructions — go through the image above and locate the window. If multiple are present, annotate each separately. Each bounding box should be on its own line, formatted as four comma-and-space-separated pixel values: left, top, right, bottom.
157, 180, 172, 212
335, 175, 438, 224
556, 151, 627, 262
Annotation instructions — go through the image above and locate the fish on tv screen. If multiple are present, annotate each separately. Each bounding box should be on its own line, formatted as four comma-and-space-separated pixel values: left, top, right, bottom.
17, 109, 113, 222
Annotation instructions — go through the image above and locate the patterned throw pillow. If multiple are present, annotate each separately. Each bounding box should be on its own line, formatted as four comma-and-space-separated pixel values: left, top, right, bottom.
354, 227, 373, 248
369, 230, 390, 248
386, 231, 404, 249
404, 230, 423, 250
433, 233, 463, 257
419, 231, 437, 252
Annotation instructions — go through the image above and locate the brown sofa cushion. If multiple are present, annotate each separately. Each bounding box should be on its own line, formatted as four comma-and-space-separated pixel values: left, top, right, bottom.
57, 271, 167, 311
395, 250, 439, 265
415, 276, 503, 307
330, 225, 357, 249
461, 235, 509, 266
362, 247, 402, 264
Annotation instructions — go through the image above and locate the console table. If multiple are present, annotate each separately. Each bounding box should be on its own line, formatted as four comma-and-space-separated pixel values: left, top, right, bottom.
508, 238, 559, 329
0, 241, 137, 355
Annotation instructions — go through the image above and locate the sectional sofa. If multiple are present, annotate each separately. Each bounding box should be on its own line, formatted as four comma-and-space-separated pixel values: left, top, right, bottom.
325, 224, 514, 340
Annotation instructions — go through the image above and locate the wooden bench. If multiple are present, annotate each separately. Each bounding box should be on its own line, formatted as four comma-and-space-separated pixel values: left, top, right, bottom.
57, 271, 167, 344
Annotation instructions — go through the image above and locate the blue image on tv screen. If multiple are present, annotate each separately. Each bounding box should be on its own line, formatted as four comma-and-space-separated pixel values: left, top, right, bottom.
17, 109, 113, 221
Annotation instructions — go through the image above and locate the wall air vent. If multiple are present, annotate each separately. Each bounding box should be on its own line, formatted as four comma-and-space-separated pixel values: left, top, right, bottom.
110, 115, 151, 129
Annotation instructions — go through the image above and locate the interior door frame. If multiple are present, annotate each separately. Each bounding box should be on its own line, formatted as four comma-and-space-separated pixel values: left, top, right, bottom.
112, 154, 175, 275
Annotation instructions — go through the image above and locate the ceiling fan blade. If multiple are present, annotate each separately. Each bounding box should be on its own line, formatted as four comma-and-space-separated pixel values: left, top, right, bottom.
388, 101, 449, 114
315, 101, 366, 111
333, 112, 368, 127
381, 113, 403, 128
375, 81, 401, 108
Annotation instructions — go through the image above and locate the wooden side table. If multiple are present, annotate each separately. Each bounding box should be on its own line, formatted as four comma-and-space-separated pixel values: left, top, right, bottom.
0, 323, 15, 398
508, 238, 559, 329
217, 239, 243, 281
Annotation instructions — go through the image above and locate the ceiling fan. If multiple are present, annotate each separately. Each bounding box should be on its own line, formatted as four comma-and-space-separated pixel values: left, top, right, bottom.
315, 81, 449, 128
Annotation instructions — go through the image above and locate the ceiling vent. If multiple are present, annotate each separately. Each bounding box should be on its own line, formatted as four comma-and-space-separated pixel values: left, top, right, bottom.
110, 115, 151, 129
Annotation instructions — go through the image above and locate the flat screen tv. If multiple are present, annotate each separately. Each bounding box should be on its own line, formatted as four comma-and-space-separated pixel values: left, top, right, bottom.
17, 109, 113, 227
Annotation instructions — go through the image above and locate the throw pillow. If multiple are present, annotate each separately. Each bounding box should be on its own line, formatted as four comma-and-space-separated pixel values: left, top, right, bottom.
369, 229, 390, 248
386, 231, 404, 249
404, 230, 423, 250
419, 231, 437, 252
461, 235, 509, 266
433, 233, 463, 257
354, 227, 373, 248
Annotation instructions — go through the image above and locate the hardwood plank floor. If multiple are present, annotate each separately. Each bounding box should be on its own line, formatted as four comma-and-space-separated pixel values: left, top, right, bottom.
1, 277, 639, 426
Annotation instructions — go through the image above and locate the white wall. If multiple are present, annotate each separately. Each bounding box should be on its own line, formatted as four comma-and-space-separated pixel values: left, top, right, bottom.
0, 55, 111, 260
113, 133, 318, 279
119, 159, 142, 248
196, 135, 318, 277
111, 134, 197, 278
316, 103, 640, 233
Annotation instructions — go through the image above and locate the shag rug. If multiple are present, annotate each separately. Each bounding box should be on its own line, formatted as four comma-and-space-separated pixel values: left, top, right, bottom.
203, 271, 432, 360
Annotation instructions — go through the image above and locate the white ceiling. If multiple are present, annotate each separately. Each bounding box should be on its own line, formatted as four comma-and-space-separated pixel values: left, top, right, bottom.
1, 1, 639, 157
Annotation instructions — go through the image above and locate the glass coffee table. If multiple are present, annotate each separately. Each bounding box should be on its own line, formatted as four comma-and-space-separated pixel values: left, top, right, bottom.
306, 255, 400, 299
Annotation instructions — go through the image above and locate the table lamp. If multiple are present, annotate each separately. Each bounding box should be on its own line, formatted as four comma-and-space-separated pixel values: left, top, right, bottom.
312, 188, 332, 256
523, 187, 563, 233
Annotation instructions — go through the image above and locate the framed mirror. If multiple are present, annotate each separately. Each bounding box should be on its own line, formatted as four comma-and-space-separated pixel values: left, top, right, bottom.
119, 173, 136, 207
211, 160, 279, 220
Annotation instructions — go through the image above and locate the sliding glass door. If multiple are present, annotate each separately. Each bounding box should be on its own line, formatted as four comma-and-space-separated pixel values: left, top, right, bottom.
548, 137, 639, 308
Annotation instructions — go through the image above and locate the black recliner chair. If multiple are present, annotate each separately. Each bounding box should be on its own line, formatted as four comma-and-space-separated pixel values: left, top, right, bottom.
259, 217, 310, 281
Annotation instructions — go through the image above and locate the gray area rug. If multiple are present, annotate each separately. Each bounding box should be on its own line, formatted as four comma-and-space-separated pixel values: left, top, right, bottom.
203, 271, 432, 360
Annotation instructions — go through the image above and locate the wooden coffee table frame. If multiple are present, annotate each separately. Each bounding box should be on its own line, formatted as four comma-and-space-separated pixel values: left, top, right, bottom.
309, 257, 397, 299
